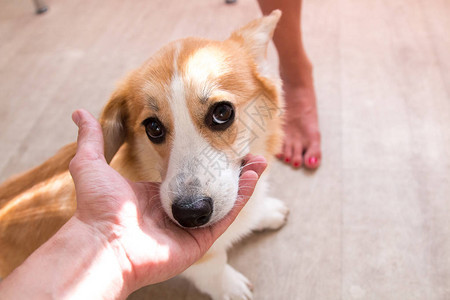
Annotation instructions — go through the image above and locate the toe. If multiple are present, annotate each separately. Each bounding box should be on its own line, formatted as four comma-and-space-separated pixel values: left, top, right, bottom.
303, 142, 321, 169
291, 142, 303, 168
276, 142, 286, 161
283, 140, 293, 164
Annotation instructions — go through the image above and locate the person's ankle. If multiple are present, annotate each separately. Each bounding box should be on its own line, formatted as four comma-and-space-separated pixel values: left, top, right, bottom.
280, 61, 314, 88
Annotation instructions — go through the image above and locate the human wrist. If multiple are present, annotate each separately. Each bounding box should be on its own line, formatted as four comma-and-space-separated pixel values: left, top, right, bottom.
0, 216, 133, 299
65, 216, 135, 299
279, 57, 314, 87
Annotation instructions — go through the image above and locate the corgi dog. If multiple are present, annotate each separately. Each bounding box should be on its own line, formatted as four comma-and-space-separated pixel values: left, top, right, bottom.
0, 10, 288, 299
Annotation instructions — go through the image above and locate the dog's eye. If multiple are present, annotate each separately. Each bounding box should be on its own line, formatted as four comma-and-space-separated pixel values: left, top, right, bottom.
206, 101, 235, 131
142, 118, 166, 144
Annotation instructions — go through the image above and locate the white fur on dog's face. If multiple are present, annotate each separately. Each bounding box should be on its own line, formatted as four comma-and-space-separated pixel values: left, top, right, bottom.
159, 43, 243, 227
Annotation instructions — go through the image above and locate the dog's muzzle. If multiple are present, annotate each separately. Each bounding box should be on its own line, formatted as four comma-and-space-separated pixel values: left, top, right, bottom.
171, 196, 213, 227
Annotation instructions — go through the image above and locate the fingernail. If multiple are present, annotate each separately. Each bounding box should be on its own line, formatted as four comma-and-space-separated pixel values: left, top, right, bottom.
254, 159, 267, 177
72, 111, 81, 126
255, 167, 265, 177
308, 157, 317, 165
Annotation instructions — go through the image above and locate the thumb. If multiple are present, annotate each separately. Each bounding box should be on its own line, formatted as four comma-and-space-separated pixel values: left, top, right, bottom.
69, 109, 106, 181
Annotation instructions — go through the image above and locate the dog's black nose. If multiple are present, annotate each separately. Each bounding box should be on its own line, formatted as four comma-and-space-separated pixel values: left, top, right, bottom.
172, 197, 213, 227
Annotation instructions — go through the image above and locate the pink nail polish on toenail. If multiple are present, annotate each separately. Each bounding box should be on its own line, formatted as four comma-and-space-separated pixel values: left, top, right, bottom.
294, 162, 300, 167
308, 157, 317, 165
285, 158, 290, 163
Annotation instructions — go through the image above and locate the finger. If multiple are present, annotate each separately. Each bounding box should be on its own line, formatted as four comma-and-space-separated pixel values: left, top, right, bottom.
69, 109, 106, 182
208, 155, 267, 239
235, 170, 259, 204
241, 154, 267, 178
72, 109, 105, 162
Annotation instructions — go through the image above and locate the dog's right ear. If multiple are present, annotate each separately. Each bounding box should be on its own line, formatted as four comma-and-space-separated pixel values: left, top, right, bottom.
229, 10, 281, 65
99, 84, 129, 164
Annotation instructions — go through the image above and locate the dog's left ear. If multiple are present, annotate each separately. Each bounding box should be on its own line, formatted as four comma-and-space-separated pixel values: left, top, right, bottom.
99, 83, 130, 164
229, 9, 281, 64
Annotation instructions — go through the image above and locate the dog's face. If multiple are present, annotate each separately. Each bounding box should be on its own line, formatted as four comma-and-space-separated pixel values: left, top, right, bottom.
100, 11, 283, 227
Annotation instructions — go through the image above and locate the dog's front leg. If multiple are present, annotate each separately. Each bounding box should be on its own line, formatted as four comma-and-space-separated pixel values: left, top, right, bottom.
247, 177, 289, 232
182, 249, 253, 300
252, 195, 289, 231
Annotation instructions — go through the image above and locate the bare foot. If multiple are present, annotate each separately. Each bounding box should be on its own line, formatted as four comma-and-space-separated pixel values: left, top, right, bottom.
277, 81, 321, 169
255, 0, 321, 169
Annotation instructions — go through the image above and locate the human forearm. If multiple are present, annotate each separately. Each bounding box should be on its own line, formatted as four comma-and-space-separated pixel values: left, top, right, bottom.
0, 217, 131, 299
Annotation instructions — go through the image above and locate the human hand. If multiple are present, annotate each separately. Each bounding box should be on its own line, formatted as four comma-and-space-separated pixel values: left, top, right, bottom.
69, 109, 267, 293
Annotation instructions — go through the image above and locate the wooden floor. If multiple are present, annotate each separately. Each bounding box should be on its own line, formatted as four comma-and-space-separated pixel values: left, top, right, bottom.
1, 0, 449, 299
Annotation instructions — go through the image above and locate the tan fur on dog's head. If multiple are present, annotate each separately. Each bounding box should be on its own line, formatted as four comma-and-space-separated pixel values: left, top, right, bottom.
100, 10, 283, 227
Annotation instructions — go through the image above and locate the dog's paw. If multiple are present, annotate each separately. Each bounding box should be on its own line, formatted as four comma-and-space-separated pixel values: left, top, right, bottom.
213, 265, 253, 300
254, 197, 289, 231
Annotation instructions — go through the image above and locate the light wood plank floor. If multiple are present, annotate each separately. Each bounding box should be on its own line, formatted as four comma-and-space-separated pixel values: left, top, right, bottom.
1, 0, 449, 299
